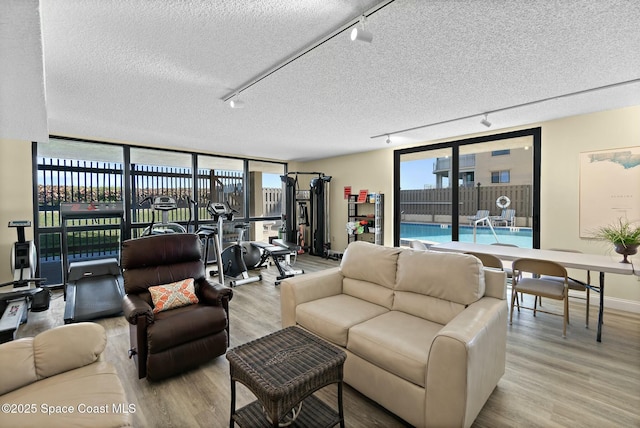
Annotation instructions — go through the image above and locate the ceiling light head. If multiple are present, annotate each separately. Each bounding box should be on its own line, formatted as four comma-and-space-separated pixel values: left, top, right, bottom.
385, 135, 391, 144
480, 114, 491, 127
229, 94, 245, 109
350, 15, 373, 43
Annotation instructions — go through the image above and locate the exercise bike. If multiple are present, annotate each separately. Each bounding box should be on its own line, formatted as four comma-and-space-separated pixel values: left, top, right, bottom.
139, 195, 194, 236
202, 201, 262, 287
0, 221, 50, 343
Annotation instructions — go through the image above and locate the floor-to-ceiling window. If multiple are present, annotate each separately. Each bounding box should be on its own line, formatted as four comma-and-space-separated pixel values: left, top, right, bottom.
394, 128, 541, 249
34, 137, 286, 286
129, 148, 193, 237
248, 160, 286, 242
36, 139, 124, 285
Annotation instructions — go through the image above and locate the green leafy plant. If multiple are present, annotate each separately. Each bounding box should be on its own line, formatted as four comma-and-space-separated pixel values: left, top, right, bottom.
594, 218, 640, 248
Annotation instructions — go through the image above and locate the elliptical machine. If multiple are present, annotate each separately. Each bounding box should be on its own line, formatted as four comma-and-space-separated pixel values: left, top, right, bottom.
0, 221, 50, 343
203, 201, 262, 287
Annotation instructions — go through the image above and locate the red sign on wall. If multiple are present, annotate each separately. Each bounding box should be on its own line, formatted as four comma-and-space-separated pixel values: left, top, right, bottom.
344, 186, 352, 199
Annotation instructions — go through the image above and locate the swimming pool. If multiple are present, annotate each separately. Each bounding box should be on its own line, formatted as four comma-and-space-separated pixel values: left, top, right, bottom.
401, 223, 533, 248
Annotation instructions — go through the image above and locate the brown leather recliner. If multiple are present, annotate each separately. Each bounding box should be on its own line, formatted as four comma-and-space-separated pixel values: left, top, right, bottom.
121, 233, 232, 381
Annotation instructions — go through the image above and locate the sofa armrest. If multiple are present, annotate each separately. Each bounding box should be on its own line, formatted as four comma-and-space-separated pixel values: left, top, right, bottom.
0, 323, 108, 395
198, 278, 233, 306
425, 297, 508, 428
122, 293, 154, 325
280, 267, 343, 327
0, 338, 37, 395
483, 268, 507, 299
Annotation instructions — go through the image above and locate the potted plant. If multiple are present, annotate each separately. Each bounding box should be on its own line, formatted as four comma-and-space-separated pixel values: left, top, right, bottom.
594, 217, 640, 263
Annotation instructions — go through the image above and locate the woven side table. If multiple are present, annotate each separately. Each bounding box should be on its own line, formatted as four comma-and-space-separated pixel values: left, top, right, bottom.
226, 326, 346, 428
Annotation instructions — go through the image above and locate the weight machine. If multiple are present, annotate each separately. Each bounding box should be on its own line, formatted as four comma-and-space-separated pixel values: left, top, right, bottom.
280, 172, 332, 257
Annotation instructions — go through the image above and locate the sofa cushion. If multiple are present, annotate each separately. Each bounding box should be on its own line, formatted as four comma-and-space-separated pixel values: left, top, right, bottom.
340, 241, 401, 289
343, 277, 394, 309
33, 322, 106, 380
393, 291, 466, 325
296, 294, 388, 347
347, 311, 442, 387
1, 361, 132, 427
395, 250, 485, 305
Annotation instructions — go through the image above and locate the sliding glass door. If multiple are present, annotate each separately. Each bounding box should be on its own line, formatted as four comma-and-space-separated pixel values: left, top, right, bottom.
457, 137, 534, 247
398, 147, 453, 246
394, 128, 540, 249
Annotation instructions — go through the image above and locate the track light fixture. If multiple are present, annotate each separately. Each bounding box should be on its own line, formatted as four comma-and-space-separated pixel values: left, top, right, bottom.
385, 135, 391, 144
229, 93, 245, 109
350, 15, 373, 43
223, 1, 396, 103
371, 78, 640, 141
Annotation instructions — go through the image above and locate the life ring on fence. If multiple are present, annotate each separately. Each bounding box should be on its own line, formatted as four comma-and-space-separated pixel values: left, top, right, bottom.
496, 195, 511, 209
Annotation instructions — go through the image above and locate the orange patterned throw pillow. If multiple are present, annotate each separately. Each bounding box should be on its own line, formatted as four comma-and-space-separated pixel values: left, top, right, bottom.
149, 278, 199, 314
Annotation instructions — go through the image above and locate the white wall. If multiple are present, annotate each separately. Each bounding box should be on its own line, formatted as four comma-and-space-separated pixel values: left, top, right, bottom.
0, 139, 34, 282
540, 106, 640, 307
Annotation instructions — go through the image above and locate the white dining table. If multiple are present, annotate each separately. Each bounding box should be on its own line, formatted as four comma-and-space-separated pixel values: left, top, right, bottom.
429, 241, 636, 342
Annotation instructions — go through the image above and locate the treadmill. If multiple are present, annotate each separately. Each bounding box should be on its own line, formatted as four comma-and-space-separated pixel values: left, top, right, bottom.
60, 202, 125, 323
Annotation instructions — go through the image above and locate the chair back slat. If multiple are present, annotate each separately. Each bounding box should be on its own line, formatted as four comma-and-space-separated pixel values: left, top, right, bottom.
464, 252, 503, 270
513, 258, 567, 279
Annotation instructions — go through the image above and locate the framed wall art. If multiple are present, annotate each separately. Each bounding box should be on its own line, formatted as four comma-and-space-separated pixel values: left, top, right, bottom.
579, 146, 640, 237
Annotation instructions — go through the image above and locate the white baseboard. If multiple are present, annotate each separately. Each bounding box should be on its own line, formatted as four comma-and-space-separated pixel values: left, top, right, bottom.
595, 296, 640, 314
568, 290, 640, 314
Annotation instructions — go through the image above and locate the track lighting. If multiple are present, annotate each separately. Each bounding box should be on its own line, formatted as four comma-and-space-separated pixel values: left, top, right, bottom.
480, 114, 491, 127
350, 15, 373, 43
229, 94, 245, 109
385, 135, 391, 144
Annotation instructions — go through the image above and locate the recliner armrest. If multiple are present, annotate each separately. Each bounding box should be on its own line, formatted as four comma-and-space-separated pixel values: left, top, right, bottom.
122, 294, 154, 325
197, 279, 233, 306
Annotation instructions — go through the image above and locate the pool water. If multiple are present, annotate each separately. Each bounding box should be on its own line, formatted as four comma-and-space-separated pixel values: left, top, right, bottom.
401, 223, 533, 248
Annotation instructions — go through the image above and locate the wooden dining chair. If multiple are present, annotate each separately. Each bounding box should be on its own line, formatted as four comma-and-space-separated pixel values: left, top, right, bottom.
511, 258, 570, 337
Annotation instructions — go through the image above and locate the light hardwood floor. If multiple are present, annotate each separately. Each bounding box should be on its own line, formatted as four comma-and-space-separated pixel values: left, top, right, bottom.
17, 254, 640, 428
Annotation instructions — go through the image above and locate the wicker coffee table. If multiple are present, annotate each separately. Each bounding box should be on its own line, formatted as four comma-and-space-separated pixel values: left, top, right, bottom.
226, 326, 346, 428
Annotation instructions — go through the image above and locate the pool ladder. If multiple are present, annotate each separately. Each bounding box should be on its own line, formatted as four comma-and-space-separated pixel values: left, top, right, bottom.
473, 217, 500, 244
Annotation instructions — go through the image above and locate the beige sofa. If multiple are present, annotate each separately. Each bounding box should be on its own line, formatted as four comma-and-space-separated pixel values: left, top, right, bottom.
0, 323, 132, 427
281, 241, 507, 428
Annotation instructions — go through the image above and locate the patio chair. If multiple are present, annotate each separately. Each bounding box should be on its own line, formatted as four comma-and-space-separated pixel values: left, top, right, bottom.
492, 209, 516, 227
468, 209, 490, 226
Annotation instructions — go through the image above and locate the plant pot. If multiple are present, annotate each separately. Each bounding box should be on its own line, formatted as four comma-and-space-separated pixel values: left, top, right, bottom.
614, 243, 639, 263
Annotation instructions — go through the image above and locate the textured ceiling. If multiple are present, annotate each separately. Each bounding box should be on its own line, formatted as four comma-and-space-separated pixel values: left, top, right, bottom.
2, 0, 640, 161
